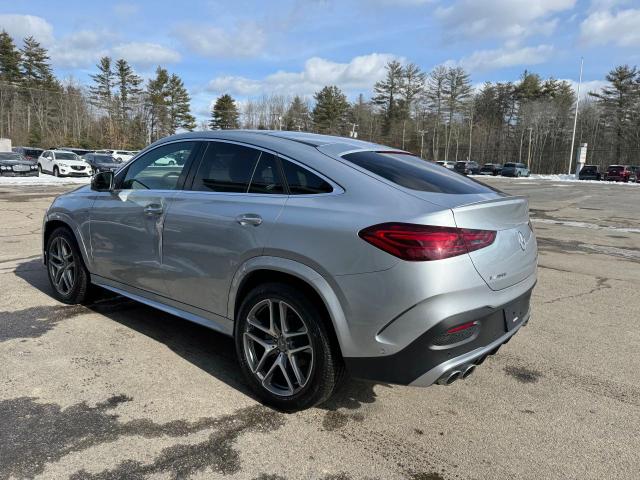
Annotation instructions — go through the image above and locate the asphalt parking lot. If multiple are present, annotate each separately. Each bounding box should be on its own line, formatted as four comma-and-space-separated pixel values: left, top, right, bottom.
1, 178, 639, 480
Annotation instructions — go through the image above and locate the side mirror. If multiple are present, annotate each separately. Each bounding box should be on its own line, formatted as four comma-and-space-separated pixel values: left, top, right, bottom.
91, 171, 114, 192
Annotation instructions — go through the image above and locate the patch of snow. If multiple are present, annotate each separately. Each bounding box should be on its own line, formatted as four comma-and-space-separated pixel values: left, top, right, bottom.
0, 174, 90, 186
531, 218, 640, 234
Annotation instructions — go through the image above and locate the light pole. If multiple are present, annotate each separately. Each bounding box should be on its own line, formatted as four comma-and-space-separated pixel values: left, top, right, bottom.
350, 123, 359, 138
568, 57, 584, 175
418, 130, 427, 159
526, 127, 533, 170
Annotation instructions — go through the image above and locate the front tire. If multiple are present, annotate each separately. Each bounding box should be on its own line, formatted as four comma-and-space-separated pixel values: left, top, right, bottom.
46, 227, 91, 304
53, 166, 60, 177
235, 282, 343, 411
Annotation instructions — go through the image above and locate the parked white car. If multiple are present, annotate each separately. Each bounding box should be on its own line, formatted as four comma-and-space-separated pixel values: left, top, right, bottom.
38, 150, 92, 177
96, 149, 135, 162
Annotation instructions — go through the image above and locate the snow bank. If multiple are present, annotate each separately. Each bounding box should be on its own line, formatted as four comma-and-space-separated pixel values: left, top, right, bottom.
0, 174, 90, 186
471, 173, 639, 185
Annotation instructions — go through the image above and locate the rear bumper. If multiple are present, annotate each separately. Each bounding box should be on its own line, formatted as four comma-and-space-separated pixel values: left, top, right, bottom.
344, 286, 533, 386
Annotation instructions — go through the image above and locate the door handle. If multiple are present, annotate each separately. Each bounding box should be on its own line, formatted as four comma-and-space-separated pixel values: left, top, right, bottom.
144, 204, 164, 215
236, 213, 263, 226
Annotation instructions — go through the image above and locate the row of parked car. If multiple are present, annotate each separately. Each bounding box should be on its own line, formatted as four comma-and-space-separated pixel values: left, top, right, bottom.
0, 146, 139, 178
436, 160, 531, 177
578, 164, 640, 182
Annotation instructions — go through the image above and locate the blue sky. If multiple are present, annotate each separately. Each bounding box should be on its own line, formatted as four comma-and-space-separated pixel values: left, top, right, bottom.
2, 0, 639, 121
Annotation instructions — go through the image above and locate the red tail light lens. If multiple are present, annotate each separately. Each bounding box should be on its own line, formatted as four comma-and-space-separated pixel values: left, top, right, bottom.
358, 223, 496, 261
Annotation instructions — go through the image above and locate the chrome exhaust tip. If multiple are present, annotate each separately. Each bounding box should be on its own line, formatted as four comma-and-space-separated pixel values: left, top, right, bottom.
461, 364, 476, 379
437, 370, 462, 386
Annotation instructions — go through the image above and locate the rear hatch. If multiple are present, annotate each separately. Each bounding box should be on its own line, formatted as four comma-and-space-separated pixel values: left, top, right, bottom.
450, 196, 537, 290
407, 192, 537, 290
329, 149, 537, 290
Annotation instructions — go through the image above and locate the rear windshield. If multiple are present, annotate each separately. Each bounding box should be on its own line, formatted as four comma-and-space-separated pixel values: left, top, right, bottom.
608, 166, 623, 171
94, 154, 116, 163
455, 161, 466, 167
56, 152, 79, 160
504, 163, 516, 168
341, 151, 495, 194
582, 166, 597, 172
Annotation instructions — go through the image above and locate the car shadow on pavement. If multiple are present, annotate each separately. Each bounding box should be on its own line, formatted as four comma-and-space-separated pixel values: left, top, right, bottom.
13, 259, 389, 411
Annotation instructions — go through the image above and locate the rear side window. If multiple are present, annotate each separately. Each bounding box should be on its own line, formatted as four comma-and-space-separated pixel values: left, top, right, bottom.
248, 153, 284, 194
192, 142, 261, 193
281, 160, 333, 194
342, 151, 494, 194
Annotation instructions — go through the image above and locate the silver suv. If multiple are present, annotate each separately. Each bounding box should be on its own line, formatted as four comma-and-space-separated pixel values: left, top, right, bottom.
42, 131, 537, 410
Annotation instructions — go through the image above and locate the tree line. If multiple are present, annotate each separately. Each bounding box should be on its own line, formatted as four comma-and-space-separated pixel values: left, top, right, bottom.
211, 61, 640, 173
0, 31, 195, 149
1, 27, 639, 171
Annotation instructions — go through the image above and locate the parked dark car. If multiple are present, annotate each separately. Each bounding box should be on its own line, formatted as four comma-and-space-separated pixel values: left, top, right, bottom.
83, 153, 122, 173
578, 165, 601, 181
605, 165, 632, 182
454, 161, 480, 175
53, 147, 95, 156
501, 162, 530, 177
480, 163, 503, 176
0, 152, 39, 176
12, 146, 44, 162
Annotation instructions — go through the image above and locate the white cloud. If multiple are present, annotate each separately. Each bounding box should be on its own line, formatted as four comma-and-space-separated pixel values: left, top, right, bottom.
50, 30, 112, 68
173, 22, 266, 58
111, 42, 181, 67
206, 53, 400, 98
580, 8, 640, 47
562, 79, 608, 98
0, 14, 54, 45
113, 3, 140, 17
435, 0, 575, 41
455, 45, 554, 72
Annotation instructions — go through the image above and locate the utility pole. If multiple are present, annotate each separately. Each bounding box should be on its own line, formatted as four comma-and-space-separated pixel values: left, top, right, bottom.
418, 130, 427, 159
467, 108, 473, 161
568, 57, 584, 175
526, 127, 533, 169
401, 120, 406, 149
350, 123, 359, 138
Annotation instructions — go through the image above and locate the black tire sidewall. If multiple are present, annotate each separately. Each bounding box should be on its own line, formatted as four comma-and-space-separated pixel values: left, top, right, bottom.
46, 227, 90, 304
234, 282, 341, 411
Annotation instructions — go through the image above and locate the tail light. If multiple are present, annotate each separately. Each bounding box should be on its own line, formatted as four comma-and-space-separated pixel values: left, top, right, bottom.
358, 223, 496, 261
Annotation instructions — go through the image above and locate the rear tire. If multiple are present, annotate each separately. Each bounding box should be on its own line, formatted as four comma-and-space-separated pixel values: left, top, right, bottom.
46, 227, 91, 304
235, 282, 344, 411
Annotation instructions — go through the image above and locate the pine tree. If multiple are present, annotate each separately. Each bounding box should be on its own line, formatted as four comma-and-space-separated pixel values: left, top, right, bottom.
372, 60, 404, 134
312, 85, 349, 135
115, 58, 142, 122
400, 63, 425, 118
209, 94, 239, 130
284, 96, 310, 131
147, 66, 170, 141
0, 31, 21, 83
89, 57, 115, 112
20, 36, 55, 86
589, 65, 639, 161
442, 66, 472, 161
167, 73, 196, 132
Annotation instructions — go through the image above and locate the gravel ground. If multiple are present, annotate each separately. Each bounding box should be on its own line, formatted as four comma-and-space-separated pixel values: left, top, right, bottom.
0, 178, 638, 480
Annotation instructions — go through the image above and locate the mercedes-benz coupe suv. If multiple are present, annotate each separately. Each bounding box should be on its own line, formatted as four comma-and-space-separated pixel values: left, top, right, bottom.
42, 131, 537, 411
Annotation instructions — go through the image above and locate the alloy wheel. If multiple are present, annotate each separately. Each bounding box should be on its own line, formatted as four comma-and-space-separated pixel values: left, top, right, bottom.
243, 299, 314, 397
48, 236, 76, 296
